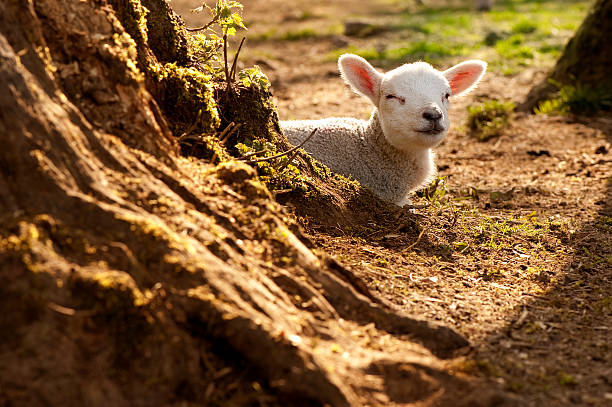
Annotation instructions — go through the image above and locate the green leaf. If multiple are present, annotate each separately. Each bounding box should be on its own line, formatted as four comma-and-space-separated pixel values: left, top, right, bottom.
239, 66, 270, 91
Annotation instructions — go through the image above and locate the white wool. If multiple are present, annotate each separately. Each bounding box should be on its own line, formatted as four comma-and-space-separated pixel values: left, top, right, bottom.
281, 54, 486, 206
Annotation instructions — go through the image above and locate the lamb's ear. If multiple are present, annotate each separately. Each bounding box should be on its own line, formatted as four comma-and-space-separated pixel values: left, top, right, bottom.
338, 54, 383, 105
443, 60, 487, 97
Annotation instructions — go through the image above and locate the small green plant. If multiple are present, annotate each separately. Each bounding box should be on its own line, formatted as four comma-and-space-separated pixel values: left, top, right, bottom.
238, 66, 270, 91
535, 80, 612, 115
191, 1, 246, 36
418, 176, 450, 208
466, 100, 515, 141
235, 141, 307, 192
189, 1, 247, 80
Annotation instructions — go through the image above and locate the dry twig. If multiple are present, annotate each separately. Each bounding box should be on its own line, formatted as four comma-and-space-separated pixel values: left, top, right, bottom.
223, 33, 231, 92
186, 19, 217, 32
241, 128, 318, 164
230, 37, 246, 82
178, 110, 203, 141
219, 122, 242, 145
209, 122, 242, 164
404, 222, 430, 251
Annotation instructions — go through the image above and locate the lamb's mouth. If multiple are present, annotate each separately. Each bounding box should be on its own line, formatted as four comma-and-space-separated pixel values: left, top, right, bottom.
416, 124, 445, 135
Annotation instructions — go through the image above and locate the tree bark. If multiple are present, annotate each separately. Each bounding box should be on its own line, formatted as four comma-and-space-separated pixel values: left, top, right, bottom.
521, 0, 612, 111
0, 1, 515, 406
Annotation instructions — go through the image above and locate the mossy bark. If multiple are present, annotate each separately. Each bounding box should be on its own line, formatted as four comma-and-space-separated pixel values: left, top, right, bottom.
0, 1, 515, 406
521, 0, 612, 111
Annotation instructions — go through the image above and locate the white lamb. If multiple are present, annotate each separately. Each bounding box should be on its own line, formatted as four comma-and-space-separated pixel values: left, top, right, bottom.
281, 54, 486, 206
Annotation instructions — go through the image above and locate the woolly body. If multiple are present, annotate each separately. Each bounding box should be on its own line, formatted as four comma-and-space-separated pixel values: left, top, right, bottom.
282, 113, 433, 205
281, 54, 486, 206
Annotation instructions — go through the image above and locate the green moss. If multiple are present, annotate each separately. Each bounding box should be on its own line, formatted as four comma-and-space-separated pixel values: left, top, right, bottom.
181, 133, 229, 163
235, 140, 306, 192
108, 0, 215, 136
110, 0, 149, 46
216, 161, 272, 200
217, 85, 282, 148
106, 0, 366, 205
141, 0, 189, 64
161, 63, 220, 135
558, 372, 578, 386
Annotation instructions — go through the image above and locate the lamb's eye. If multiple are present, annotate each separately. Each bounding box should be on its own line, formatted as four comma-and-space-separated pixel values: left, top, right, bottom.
444, 92, 451, 100
386, 95, 405, 105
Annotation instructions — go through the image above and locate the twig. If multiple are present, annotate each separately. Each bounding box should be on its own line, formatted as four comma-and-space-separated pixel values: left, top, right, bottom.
404, 222, 430, 251
230, 37, 246, 82
223, 33, 231, 92
185, 18, 217, 32
239, 150, 268, 160
186, 4, 220, 33
220, 123, 241, 145
276, 128, 317, 172
513, 308, 529, 328
178, 110, 203, 141
47, 302, 76, 316
217, 122, 236, 143
209, 122, 241, 164
449, 209, 459, 228
241, 128, 318, 164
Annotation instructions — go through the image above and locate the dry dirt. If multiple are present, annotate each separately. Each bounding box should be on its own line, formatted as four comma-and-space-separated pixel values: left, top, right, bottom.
172, 0, 612, 405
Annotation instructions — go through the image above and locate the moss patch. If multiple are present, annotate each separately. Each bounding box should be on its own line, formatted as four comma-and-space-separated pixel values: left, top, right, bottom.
161, 63, 221, 134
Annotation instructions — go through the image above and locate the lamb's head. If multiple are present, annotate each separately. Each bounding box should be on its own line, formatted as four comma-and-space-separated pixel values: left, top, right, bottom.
339, 54, 486, 151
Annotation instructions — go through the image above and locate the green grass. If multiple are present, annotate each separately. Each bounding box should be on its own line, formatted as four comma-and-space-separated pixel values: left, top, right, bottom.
416, 176, 563, 259
330, 0, 591, 73
535, 81, 612, 115
467, 100, 515, 141
331, 41, 467, 65
279, 28, 320, 41
252, 26, 338, 42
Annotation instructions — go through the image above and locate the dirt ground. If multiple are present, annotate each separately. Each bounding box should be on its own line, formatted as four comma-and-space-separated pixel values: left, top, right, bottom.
172, 1, 612, 405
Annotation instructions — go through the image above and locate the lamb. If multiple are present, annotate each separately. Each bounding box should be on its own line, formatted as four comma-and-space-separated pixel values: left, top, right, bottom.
280, 54, 486, 206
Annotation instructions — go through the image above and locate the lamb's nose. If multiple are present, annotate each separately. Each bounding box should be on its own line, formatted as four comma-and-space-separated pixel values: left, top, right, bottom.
422, 107, 443, 122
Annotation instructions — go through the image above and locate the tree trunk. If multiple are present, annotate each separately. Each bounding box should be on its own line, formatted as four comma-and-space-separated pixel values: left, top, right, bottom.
521, 0, 612, 111
0, 1, 514, 406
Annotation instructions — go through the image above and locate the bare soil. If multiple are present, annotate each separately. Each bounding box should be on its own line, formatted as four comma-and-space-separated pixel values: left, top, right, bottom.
173, 0, 612, 405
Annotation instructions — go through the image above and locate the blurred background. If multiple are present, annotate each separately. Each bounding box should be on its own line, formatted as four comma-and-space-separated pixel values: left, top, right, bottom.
169, 0, 591, 120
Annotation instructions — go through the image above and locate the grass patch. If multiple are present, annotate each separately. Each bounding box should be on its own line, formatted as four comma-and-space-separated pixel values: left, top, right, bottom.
535, 81, 612, 115
511, 19, 539, 34
467, 100, 515, 141
279, 28, 320, 41
329, 0, 590, 73
332, 41, 465, 65
252, 26, 335, 42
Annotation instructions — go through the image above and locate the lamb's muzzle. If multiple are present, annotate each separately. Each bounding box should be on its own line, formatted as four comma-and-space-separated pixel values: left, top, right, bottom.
281, 53, 487, 207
